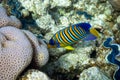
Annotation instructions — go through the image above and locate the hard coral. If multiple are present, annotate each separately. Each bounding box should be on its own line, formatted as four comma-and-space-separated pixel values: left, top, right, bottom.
19, 69, 50, 80
0, 6, 21, 28
23, 30, 49, 67
0, 26, 33, 80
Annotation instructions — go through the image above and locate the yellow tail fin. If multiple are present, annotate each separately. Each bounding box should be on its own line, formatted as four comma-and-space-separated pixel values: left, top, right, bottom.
64, 46, 75, 50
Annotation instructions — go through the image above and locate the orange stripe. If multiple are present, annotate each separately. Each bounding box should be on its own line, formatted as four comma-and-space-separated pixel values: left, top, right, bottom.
70, 26, 79, 38
55, 33, 61, 43
64, 28, 75, 42
79, 27, 85, 34
54, 32, 67, 47
74, 26, 82, 36
60, 31, 69, 44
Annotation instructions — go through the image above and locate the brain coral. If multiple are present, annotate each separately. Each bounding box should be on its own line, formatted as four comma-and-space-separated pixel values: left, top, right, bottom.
0, 6, 21, 28
23, 30, 49, 67
0, 26, 33, 80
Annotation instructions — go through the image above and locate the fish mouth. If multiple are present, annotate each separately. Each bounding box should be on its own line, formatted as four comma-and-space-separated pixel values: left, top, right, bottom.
90, 28, 100, 38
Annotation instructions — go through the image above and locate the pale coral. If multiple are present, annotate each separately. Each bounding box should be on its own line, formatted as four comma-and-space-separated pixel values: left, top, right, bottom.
23, 30, 49, 67
19, 69, 50, 80
0, 6, 21, 28
0, 26, 33, 80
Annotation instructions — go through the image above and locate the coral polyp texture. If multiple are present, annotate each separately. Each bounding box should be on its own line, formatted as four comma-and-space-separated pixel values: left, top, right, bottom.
22, 30, 49, 67
0, 26, 33, 80
104, 37, 120, 80
0, 6, 49, 80
0, 6, 21, 28
0, 27, 49, 80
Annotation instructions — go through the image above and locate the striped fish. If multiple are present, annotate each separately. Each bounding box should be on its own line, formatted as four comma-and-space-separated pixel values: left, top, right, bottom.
47, 23, 100, 50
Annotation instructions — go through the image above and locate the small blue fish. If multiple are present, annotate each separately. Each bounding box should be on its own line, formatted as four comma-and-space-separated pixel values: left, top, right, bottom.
47, 23, 100, 50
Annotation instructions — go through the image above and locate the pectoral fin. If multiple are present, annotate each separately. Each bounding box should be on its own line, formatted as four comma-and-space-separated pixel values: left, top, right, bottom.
64, 46, 75, 50
83, 34, 97, 41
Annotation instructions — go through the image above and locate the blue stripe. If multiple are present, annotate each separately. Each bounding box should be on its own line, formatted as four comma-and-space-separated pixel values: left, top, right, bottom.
72, 26, 83, 39
58, 31, 68, 45
62, 29, 72, 43
68, 28, 78, 41
58, 31, 63, 43
76, 26, 86, 38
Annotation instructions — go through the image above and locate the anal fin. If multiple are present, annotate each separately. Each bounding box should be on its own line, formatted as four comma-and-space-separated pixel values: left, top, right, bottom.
64, 46, 75, 50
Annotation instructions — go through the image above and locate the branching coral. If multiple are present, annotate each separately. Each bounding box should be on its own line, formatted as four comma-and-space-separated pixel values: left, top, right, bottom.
0, 6, 21, 28
0, 26, 33, 80
104, 37, 120, 80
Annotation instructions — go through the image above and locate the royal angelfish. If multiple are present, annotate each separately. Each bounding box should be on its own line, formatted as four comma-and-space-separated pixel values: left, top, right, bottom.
47, 23, 100, 50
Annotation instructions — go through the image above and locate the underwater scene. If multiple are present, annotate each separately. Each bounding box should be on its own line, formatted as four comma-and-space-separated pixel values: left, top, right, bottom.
0, 0, 120, 80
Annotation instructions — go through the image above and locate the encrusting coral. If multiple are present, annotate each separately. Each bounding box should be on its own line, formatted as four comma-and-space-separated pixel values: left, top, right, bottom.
0, 26, 33, 80
0, 6, 21, 28
0, 6, 49, 80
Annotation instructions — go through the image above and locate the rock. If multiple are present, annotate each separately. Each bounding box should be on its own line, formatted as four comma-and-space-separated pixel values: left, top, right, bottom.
79, 67, 111, 80
19, 69, 50, 80
56, 46, 93, 71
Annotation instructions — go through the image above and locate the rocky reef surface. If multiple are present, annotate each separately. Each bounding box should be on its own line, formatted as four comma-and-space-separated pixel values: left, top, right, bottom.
0, 0, 120, 80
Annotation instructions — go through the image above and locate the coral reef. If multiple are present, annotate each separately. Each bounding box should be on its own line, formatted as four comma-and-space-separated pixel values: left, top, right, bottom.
0, 26, 33, 80
0, 6, 21, 28
79, 67, 111, 80
108, 0, 120, 11
104, 37, 120, 80
19, 69, 50, 80
1, 0, 120, 80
